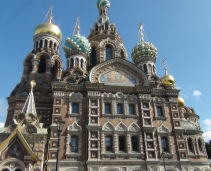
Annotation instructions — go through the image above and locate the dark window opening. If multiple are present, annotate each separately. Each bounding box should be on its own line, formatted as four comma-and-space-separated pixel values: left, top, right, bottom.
49, 41, 53, 48
157, 107, 163, 117
188, 138, 194, 153
105, 22, 108, 30
38, 58, 46, 74
39, 40, 43, 48
71, 58, 74, 68
106, 45, 112, 60
81, 59, 83, 68
54, 43, 57, 50
106, 136, 113, 152
72, 103, 79, 113
143, 64, 148, 73
95, 24, 98, 31
15, 169, 22, 171
129, 105, 135, 115
119, 136, 126, 152
117, 104, 123, 114
2, 169, 10, 171
90, 47, 97, 66
70, 136, 78, 152
161, 137, 169, 152
44, 39, 48, 48
121, 50, 124, 58
105, 104, 111, 114
52, 60, 59, 77
131, 136, 138, 151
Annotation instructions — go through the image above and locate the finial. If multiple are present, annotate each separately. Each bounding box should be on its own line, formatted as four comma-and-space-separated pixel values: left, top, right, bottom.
139, 23, 144, 43
74, 17, 80, 36
162, 58, 168, 75
48, 5, 53, 23
30, 80, 36, 92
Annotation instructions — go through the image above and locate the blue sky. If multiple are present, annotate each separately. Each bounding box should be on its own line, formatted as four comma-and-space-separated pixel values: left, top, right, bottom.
0, 0, 211, 141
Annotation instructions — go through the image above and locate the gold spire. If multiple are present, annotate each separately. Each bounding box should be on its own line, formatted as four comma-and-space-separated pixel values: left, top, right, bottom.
161, 58, 176, 85
139, 23, 144, 43
48, 5, 53, 23
74, 17, 81, 36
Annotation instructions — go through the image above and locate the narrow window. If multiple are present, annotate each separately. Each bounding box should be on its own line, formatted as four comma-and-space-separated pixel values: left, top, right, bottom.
81, 59, 83, 68
129, 105, 135, 115
49, 40, 53, 48
198, 139, 203, 152
70, 58, 74, 68
105, 104, 111, 114
131, 136, 138, 151
90, 47, 97, 66
117, 104, 123, 114
72, 103, 79, 113
105, 136, 113, 152
161, 137, 169, 152
188, 138, 194, 153
70, 136, 78, 152
44, 39, 48, 48
105, 22, 108, 30
157, 107, 163, 117
119, 136, 126, 152
106, 45, 112, 60
39, 40, 43, 47
143, 64, 148, 73
38, 58, 46, 74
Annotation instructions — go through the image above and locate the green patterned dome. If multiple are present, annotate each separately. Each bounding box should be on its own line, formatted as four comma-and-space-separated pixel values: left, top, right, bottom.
97, 0, 110, 9
131, 42, 158, 62
63, 34, 91, 56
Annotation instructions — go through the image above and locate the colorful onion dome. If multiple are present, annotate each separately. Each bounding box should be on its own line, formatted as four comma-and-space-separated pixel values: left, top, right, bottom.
34, 23, 62, 40
63, 18, 91, 56
63, 35, 91, 55
161, 73, 175, 85
132, 42, 158, 61
132, 24, 157, 62
178, 96, 185, 107
97, 0, 110, 9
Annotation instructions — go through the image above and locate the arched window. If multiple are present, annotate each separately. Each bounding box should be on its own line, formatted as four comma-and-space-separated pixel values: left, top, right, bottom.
90, 47, 97, 66
95, 24, 98, 31
143, 64, 148, 73
81, 59, 83, 68
121, 50, 124, 58
188, 138, 194, 153
36, 41, 38, 48
52, 60, 59, 77
70, 58, 74, 68
39, 40, 43, 48
44, 39, 48, 48
54, 43, 57, 50
38, 58, 46, 74
198, 139, 203, 152
106, 45, 112, 60
105, 22, 108, 30
49, 40, 53, 48
2, 168, 10, 171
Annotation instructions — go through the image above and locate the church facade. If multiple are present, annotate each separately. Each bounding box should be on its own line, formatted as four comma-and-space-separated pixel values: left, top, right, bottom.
0, 0, 210, 171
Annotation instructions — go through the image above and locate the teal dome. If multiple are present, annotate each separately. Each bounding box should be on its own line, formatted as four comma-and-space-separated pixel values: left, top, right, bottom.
97, 0, 110, 9
132, 42, 158, 61
63, 34, 91, 56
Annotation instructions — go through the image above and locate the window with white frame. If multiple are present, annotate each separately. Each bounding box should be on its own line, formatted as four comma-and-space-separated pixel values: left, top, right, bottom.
152, 97, 167, 120
66, 121, 82, 158
157, 124, 173, 158
69, 92, 83, 116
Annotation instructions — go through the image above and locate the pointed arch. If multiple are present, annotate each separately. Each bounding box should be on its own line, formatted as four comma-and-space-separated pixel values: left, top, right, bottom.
102, 121, 115, 131
115, 122, 127, 132
128, 122, 140, 132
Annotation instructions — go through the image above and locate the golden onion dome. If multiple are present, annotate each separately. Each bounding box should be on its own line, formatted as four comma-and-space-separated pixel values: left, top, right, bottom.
161, 73, 175, 85
34, 22, 62, 40
178, 96, 185, 107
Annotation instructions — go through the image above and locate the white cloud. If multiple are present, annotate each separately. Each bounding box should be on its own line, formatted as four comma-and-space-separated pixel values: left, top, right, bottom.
202, 119, 211, 142
203, 131, 211, 142
0, 122, 4, 128
192, 90, 202, 97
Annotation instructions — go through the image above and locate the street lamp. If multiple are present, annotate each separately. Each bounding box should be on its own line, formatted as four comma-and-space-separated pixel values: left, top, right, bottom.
56, 117, 65, 171
161, 151, 166, 171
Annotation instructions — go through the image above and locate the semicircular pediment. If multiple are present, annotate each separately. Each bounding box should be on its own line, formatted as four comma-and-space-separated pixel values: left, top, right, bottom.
90, 58, 148, 86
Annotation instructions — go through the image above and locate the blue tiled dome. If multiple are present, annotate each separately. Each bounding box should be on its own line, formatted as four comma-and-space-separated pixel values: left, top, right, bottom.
63, 34, 91, 56
96, 0, 110, 9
